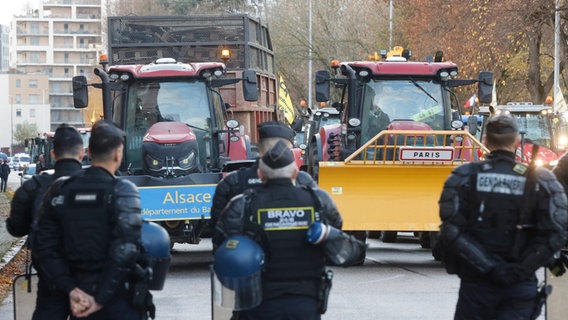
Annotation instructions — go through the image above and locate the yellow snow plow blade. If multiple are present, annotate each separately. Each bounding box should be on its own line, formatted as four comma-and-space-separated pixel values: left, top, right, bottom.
318, 130, 488, 231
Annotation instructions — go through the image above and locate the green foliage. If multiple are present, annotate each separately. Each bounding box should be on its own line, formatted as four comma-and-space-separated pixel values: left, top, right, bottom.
13, 122, 39, 147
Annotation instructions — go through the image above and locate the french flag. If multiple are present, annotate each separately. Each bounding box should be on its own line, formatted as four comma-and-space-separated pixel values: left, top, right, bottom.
463, 93, 477, 110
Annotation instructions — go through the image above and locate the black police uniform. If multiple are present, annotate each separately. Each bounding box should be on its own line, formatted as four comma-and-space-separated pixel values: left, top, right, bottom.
7, 158, 83, 320
210, 121, 318, 240
215, 142, 342, 320
438, 149, 567, 320
33, 166, 145, 320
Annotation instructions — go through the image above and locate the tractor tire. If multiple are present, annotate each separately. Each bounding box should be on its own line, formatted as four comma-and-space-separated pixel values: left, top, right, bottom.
381, 231, 397, 243
368, 231, 382, 239
430, 231, 442, 261
419, 232, 431, 249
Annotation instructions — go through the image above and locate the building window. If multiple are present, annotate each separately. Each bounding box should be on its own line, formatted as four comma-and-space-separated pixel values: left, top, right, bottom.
15, 79, 21, 88
29, 80, 38, 88
30, 52, 41, 63
15, 94, 21, 103
30, 109, 36, 118
16, 109, 21, 117
29, 94, 39, 104
30, 37, 39, 46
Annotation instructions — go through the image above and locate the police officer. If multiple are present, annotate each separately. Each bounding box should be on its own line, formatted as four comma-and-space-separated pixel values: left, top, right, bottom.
438, 114, 567, 320
7, 124, 84, 319
33, 120, 146, 320
214, 141, 343, 320
211, 121, 320, 241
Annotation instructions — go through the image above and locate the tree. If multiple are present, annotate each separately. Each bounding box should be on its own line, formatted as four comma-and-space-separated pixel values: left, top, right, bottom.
13, 122, 39, 146
399, 0, 567, 105
265, 0, 392, 107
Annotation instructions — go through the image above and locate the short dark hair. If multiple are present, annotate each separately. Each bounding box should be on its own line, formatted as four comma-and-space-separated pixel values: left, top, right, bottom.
53, 124, 84, 158
485, 115, 518, 150
89, 120, 125, 161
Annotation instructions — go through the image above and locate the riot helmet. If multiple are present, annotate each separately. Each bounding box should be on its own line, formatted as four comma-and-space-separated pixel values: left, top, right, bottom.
213, 235, 265, 311
140, 220, 171, 290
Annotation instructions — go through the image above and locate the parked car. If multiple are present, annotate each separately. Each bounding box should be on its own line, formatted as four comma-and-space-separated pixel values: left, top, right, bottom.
19, 163, 37, 185
12, 153, 31, 171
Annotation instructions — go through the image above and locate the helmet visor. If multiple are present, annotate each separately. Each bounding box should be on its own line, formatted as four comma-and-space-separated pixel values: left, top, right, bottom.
213, 268, 262, 311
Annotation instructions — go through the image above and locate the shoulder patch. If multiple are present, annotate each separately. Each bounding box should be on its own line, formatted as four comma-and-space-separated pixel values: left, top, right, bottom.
512, 163, 528, 175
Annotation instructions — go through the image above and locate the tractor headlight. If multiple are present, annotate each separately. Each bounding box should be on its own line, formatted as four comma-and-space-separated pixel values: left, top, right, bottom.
144, 154, 163, 170
178, 151, 197, 170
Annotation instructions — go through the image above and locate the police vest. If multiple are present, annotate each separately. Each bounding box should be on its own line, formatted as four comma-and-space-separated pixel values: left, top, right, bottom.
468, 157, 533, 259
247, 183, 326, 282
56, 174, 117, 271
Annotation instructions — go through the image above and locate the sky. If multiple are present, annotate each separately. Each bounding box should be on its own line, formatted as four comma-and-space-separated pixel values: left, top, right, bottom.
0, 1, 39, 26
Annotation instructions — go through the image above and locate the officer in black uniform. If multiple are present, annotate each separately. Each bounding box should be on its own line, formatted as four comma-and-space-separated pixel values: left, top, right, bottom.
33, 120, 146, 320
438, 114, 567, 320
211, 121, 319, 242
214, 141, 342, 320
7, 124, 84, 320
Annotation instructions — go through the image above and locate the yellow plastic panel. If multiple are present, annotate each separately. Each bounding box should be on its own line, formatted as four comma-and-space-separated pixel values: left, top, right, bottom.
318, 162, 455, 231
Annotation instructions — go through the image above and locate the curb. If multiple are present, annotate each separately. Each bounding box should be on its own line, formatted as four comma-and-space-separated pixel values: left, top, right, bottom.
0, 238, 26, 271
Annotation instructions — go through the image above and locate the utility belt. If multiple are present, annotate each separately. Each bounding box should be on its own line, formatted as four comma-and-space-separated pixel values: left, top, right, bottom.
261, 271, 333, 315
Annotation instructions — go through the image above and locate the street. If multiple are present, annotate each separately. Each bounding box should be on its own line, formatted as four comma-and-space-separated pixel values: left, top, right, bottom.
125, 235, 459, 320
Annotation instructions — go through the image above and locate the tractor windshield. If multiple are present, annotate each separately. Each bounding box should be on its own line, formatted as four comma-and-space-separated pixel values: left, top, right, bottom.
133, 81, 211, 131
361, 79, 444, 141
124, 80, 214, 174
512, 113, 552, 148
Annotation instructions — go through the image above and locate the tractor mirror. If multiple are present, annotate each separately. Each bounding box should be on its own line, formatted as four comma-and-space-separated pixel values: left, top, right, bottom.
72, 76, 89, 109
242, 70, 258, 102
477, 71, 493, 104
315, 70, 331, 102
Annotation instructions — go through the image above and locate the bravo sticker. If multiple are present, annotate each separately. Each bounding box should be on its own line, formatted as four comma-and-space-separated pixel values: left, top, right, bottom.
257, 207, 315, 231
399, 147, 454, 162
138, 184, 216, 220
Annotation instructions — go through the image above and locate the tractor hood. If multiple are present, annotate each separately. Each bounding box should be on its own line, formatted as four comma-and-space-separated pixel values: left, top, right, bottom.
387, 120, 433, 131
142, 122, 200, 177
143, 121, 197, 144
517, 142, 559, 168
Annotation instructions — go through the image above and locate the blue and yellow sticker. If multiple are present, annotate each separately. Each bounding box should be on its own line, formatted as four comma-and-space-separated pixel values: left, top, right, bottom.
138, 184, 216, 220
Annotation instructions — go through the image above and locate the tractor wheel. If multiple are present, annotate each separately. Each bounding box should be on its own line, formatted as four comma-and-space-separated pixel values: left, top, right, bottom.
418, 232, 431, 249
368, 231, 382, 239
381, 231, 397, 243
430, 231, 442, 261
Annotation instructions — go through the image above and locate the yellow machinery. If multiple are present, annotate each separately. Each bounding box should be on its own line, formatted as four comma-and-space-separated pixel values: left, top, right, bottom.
318, 130, 488, 249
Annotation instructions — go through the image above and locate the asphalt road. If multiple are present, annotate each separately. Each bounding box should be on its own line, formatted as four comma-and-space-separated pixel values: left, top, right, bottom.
0, 172, 561, 319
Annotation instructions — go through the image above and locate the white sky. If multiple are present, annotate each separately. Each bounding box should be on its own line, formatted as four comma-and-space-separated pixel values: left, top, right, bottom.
0, 1, 39, 26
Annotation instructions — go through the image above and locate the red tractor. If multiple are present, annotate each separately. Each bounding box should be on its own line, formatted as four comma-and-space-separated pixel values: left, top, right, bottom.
309, 47, 493, 254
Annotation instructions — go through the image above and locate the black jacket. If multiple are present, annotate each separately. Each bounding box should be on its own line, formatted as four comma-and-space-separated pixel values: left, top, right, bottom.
438, 150, 567, 280
33, 166, 143, 305
7, 158, 82, 237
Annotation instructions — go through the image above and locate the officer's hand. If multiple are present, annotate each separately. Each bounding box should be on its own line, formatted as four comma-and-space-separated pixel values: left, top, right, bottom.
490, 263, 528, 286
549, 253, 568, 277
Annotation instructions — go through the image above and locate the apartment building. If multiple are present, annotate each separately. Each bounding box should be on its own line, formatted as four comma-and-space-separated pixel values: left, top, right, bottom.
11, 0, 103, 131
0, 73, 50, 154
0, 25, 8, 72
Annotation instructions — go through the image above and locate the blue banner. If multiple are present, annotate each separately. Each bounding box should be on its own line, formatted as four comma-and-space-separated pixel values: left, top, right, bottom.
139, 184, 217, 220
